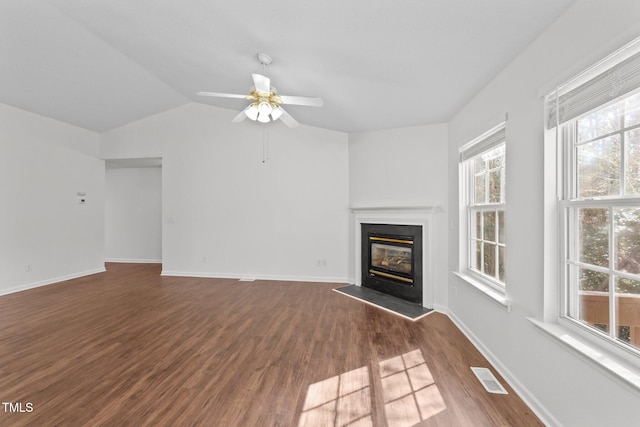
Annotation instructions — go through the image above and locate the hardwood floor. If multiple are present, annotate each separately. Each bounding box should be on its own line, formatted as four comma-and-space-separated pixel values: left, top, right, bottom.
0, 263, 542, 426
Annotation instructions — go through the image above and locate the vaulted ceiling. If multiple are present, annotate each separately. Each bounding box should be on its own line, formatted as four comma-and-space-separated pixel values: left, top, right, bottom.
1, 0, 574, 133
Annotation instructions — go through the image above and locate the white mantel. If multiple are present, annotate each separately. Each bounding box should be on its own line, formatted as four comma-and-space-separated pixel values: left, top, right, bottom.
351, 205, 437, 309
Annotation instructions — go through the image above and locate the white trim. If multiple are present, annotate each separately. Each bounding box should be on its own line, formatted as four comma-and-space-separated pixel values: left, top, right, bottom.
160, 270, 349, 284
351, 206, 437, 309
543, 70, 640, 388
459, 122, 506, 161
349, 204, 439, 212
105, 258, 162, 264
452, 271, 510, 310
0, 267, 107, 296
448, 311, 562, 427
529, 318, 640, 395
432, 303, 449, 314
459, 126, 507, 293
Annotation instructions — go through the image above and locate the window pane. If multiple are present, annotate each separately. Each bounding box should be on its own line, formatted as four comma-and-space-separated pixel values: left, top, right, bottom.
475, 211, 481, 239
577, 103, 621, 143
578, 269, 609, 331
577, 136, 621, 198
615, 276, 640, 350
624, 91, 640, 127
475, 174, 485, 204
475, 241, 481, 271
625, 129, 640, 195
615, 276, 640, 294
580, 268, 609, 292
483, 211, 496, 242
498, 210, 504, 244
498, 246, 505, 283
615, 207, 640, 274
483, 242, 495, 277
488, 152, 504, 169
474, 157, 486, 173
489, 170, 501, 203
579, 208, 609, 268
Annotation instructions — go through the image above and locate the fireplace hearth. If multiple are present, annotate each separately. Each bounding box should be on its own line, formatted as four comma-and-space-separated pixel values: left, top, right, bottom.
361, 223, 422, 303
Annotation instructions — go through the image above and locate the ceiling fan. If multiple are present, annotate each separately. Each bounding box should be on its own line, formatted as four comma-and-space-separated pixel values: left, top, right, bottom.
197, 53, 323, 128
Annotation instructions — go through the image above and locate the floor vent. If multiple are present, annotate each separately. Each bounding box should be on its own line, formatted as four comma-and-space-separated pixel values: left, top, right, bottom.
470, 367, 508, 394
239, 278, 255, 282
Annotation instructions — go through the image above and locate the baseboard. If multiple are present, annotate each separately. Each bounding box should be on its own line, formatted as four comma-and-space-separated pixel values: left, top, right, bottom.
105, 258, 162, 264
432, 303, 449, 314
447, 310, 561, 427
160, 270, 350, 284
0, 267, 107, 297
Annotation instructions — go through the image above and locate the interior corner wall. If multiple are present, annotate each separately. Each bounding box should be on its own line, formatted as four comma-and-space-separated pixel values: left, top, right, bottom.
105, 167, 162, 263
447, 1, 640, 426
100, 103, 350, 282
348, 124, 449, 308
0, 103, 105, 295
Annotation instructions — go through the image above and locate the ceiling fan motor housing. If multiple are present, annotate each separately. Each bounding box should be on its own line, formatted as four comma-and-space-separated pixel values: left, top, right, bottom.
257, 53, 272, 66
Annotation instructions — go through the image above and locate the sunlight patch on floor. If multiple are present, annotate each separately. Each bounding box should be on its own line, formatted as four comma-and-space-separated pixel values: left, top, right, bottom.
298, 349, 446, 427
298, 366, 372, 427
380, 349, 446, 426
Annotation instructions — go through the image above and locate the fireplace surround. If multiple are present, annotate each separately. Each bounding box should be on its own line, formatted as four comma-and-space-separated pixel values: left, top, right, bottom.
352, 206, 436, 308
361, 223, 423, 303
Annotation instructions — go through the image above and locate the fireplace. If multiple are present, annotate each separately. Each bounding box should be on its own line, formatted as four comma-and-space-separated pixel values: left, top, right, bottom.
361, 223, 423, 303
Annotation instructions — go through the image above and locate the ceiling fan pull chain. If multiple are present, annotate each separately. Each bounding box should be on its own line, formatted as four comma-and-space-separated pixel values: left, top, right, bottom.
262, 126, 270, 163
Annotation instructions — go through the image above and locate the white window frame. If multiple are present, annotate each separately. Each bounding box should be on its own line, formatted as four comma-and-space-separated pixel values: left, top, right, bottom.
541, 37, 640, 381
557, 94, 640, 358
458, 122, 507, 302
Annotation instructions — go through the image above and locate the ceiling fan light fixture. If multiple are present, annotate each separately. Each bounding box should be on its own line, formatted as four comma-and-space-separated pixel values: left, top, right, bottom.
257, 101, 272, 115
257, 111, 270, 123
270, 106, 283, 121
245, 104, 259, 120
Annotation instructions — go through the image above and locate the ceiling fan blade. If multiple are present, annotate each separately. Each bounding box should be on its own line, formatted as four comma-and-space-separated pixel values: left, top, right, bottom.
232, 108, 248, 122
252, 73, 271, 94
278, 108, 299, 128
278, 95, 324, 107
197, 91, 249, 99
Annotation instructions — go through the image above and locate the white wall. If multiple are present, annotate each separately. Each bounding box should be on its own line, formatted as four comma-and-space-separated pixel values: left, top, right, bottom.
349, 124, 449, 308
447, 1, 640, 426
0, 103, 104, 295
105, 167, 162, 262
101, 102, 350, 282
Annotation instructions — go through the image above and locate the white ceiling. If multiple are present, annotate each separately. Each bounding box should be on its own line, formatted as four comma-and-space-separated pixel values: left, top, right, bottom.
1, 0, 574, 133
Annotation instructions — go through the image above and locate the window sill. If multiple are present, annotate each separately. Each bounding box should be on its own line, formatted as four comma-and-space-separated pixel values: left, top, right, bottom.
452, 271, 510, 310
528, 318, 640, 394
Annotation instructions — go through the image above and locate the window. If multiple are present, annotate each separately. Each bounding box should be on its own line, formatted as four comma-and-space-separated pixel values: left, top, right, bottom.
460, 123, 506, 292
547, 38, 640, 356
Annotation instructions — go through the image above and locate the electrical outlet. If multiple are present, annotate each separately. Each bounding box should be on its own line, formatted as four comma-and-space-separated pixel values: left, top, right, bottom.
25, 264, 32, 272
202, 256, 207, 263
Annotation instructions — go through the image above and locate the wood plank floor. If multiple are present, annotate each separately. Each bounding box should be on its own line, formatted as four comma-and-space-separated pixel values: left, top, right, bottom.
0, 263, 542, 426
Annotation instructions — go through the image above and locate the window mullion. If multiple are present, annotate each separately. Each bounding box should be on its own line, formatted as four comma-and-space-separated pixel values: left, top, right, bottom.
467, 206, 472, 270
620, 112, 626, 196
567, 207, 579, 318
609, 205, 616, 340
621, 125, 627, 197
480, 212, 485, 274
494, 208, 499, 280
484, 169, 489, 206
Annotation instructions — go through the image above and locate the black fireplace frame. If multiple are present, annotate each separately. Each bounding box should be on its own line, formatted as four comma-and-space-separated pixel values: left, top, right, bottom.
361, 223, 423, 303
